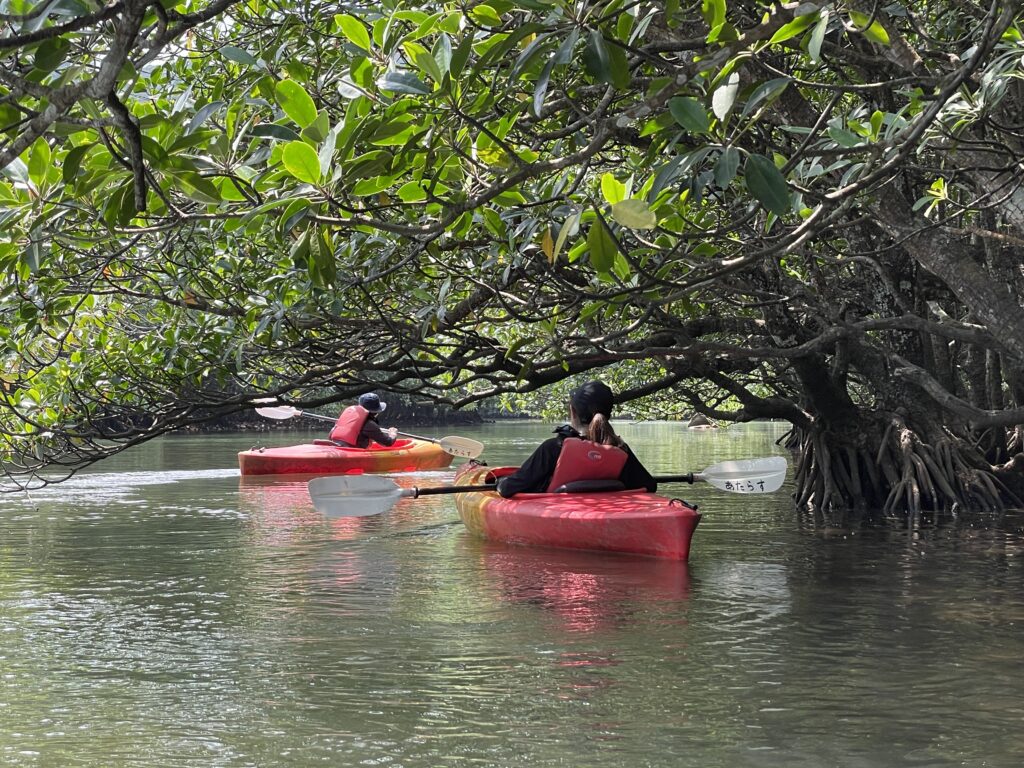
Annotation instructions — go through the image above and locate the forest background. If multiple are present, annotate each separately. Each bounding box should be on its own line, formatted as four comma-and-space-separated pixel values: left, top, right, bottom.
2, 0, 1024, 518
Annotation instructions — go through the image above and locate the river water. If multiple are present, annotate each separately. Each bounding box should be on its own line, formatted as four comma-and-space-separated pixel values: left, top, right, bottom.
1, 421, 1022, 767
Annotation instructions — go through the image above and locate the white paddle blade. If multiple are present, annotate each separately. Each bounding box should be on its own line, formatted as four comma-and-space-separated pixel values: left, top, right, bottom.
255, 405, 302, 420
308, 475, 405, 517
438, 436, 484, 459
697, 456, 788, 494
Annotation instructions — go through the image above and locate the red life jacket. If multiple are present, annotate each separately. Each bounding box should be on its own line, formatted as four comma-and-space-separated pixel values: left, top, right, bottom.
546, 437, 628, 492
329, 405, 369, 445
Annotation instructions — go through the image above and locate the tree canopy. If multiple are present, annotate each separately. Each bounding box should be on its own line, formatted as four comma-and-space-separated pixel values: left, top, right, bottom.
3, 0, 1024, 515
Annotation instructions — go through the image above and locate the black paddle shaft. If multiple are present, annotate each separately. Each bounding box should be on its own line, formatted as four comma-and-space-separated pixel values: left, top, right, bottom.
653, 473, 696, 484
406, 484, 496, 498
406, 474, 695, 498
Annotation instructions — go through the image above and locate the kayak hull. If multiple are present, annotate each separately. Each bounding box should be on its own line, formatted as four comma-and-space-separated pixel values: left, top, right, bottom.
238, 438, 453, 476
454, 464, 701, 560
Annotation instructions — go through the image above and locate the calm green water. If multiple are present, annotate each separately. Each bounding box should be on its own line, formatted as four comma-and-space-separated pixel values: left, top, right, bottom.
2, 421, 1023, 767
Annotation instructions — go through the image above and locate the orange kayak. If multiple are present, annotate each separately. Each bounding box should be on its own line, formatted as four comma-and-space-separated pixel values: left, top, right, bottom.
453, 464, 702, 560
238, 438, 453, 476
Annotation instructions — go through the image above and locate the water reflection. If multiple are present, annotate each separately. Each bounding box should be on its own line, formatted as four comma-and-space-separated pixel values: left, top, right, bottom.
465, 539, 692, 634
6, 425, 1024, 767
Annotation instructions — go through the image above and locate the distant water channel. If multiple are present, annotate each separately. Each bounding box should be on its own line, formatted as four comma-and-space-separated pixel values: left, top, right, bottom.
2, 421, 1023, 767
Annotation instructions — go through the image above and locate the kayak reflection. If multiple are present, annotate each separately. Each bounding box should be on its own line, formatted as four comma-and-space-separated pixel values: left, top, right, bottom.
466, 538, 692, 634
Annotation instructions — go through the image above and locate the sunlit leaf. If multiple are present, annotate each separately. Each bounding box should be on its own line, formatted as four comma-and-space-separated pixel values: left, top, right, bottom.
610, 199, 657, 229
335, 14, 372, 52
275, 80, 318, 128
282, 141, 322, 183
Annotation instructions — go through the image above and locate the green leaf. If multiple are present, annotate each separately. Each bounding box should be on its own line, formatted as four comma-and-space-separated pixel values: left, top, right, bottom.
668, 97, 710, 133
582, 30, 612, 84
219, 46, 259, 66
808, 10, 829, 62
188, 100, 225, 134
302, 110, 330, 143
701, 0, 725, 29
714, 146, 739, 187
607, 44, 630, 90
601, 173, 627, 205
34, 37, 69, 72
282, 141, 322, 183
377, 71, 431, 95
413, 49, 444, 84
587, 217, 617, 273
27, 139, 50, 187
250, 123, 301, 141
176, 172, 222, 205
849, 11, 890, 46
62, 144, 92, 185
741, 78, 791, 118
828, 126, 861, 147
397, 181, 427, 202
335, 14, 372, 52
610, 199, 657, 229
553, 211, 580, 262
712, 72, 739, 121
275, 80, 318, 128
470, 4, 502, 26
744, 154, 791, 216
768, 10, 819, 45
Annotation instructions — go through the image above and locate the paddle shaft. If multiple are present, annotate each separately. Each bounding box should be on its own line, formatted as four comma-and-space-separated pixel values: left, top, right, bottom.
263, 408, 442, 445
402, 474, 697, 498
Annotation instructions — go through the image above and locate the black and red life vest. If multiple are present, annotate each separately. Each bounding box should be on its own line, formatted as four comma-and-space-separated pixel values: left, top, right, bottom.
546, 437, 628, 492
329, 405, 369, 445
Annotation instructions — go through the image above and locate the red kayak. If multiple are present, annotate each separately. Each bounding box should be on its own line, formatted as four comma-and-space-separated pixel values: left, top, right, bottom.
453, 464, 702, 560
238, 438, 453, 476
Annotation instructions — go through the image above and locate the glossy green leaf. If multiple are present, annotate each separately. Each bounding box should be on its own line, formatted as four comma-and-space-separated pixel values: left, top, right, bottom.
275, 80, 318, 128
282, 141, 322, 183
701, 0, 725, 29
668, 97, 710, 133
377, 71, 431, 95
335, 14, 372, 52
808, 9, 829, 62
712, 72, 739, 121
849, 11, 891, 46
175, 172, 222, 205
768, 10, 820, 45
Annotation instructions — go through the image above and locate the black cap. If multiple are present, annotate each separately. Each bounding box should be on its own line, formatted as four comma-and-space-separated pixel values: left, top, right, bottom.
357, 392, 387, 413
570, 381, 614, 422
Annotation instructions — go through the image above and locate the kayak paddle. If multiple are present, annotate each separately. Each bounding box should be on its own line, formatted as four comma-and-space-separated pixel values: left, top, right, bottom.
254, 404, 484, 459
307, 456, 788, 517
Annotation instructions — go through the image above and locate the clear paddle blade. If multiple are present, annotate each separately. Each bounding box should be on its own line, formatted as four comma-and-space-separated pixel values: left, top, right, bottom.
696, 456, 788, 494
308, 475, 404, 517
255, 405, 301, 419
437, 436, 484, 459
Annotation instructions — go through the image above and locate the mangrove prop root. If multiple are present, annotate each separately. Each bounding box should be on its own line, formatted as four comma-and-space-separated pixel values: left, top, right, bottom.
794, 417, 1019, 516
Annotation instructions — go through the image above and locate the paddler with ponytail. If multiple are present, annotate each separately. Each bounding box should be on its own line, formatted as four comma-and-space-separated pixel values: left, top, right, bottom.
496, 380, 657, 497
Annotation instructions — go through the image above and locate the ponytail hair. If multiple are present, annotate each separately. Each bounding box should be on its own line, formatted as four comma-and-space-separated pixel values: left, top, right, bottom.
584, 413, 624, 448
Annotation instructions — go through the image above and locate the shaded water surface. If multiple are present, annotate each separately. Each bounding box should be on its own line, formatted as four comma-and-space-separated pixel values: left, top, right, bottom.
2, 422, 1023, 766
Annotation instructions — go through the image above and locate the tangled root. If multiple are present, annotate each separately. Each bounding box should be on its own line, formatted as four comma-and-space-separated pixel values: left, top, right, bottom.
793, 415, 1022, 518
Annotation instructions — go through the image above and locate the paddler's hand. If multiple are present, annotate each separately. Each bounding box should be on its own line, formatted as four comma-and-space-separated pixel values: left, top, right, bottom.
386, 427, 398, 439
